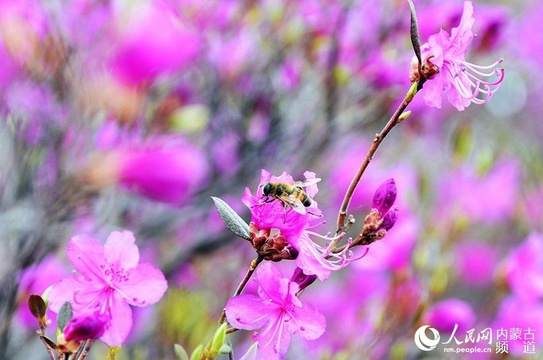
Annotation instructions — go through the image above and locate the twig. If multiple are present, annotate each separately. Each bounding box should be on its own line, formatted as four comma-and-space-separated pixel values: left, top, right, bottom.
217, 257, 263, 324
335, 82, 418, 235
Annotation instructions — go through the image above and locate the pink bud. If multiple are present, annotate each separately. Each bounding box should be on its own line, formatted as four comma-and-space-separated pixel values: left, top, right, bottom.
372, 178, 397, 215
64, 311, 108, 342
290, 267, 317, 292
380, 206, 399, 231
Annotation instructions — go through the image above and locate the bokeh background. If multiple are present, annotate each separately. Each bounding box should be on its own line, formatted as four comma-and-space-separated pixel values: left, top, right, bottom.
0, 0, 542, 359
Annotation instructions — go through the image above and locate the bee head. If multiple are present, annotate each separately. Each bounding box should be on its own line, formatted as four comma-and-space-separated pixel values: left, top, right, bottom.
262, 182, 272, 196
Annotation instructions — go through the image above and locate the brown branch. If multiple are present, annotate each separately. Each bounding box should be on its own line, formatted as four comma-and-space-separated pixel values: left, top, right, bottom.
335, 82, 418, 235
217, 257, 263, 325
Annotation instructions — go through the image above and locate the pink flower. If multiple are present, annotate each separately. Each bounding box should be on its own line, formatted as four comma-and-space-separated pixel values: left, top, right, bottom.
225, 262, 325, 360
244, 170, 355, 280
117, 138, 209, 204
84, 137, 209, 205
418, 1, 505, 110
503, 232, 543, 301
454, 240, 498, 287
17, 255, 68, 329
424, 298, 475, 333
47, 231, 168, 346
242, 169, 321, 238
111, 2, 201, 86
492, 296, 543, 356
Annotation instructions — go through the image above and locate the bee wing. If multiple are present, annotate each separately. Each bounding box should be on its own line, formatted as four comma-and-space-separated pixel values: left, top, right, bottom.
278, 194, 307, 214
293, 178, 321, 188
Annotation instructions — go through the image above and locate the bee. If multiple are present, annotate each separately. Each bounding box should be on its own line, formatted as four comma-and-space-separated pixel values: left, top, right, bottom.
261, 178, 321, 214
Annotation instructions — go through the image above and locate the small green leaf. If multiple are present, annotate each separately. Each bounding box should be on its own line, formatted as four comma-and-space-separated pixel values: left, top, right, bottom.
28, 294, 47, 319
57, 302, 72, 331
190, 344, 204, 360
211, 197, 250, 241
174, 344, 190, 360
210, 323, 227, 355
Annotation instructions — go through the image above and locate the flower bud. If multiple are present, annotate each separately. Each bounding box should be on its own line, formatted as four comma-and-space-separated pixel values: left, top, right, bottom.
372, 178, 397, 215
63, 311, 108, 342
290, 267, 317, 292
379, 206, 399, 231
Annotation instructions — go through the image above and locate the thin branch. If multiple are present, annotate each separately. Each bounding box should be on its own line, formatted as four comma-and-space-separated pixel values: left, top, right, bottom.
335, 82, 418, 235
217, 257, 263, 324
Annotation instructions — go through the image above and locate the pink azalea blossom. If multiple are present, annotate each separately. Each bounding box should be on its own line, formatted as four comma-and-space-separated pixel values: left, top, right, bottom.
419, 1, 505, 110
423, 298, 475, 333
503, 232, 543, 301
47, 231, 168, 346
454, 240, 498, 287
17, 255, 68, 329
242, 169, 322, 238
492, 296, 543, 356
84, 136, 209, 205
243, 170, 355, 280
111, 2, 201, 86
225, 262, 325, 360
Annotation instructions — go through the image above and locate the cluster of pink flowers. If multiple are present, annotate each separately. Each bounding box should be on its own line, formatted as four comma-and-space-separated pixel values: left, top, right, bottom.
242, 170, 355, 281
224, 170, 399, 359
7, 0, 540, 358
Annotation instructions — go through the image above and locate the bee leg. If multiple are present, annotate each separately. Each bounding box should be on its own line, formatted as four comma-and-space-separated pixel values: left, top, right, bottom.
252, 196, 275, 208
263, 196, 276, 204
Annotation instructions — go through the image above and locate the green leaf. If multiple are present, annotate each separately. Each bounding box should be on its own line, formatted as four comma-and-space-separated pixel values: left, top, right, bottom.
174, 344, 190, 360
211, 197, 250, 241
57, 302, 73, 331
190, 344, 204, 360
210, 323, 227, 356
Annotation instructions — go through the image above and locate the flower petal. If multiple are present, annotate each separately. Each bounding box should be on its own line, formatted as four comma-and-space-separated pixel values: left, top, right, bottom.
449, 1, 474, 56
422, 72, 445, 109
104, 231, 139, 270
286, 302, 326, 340
295, 241, 332, 281
67, 235, 107, 281
255, 263, 285, 303
225, 294, 276, 330
115, 263, 168, 306
100, 291, 133, 347
47, 277, 79, 313
255, 314, 292, 360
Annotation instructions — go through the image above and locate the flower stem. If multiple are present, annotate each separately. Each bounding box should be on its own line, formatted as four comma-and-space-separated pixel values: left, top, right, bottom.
74, 340, 95, 360
218, 256, 263, 324
335, 82, 418, 235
